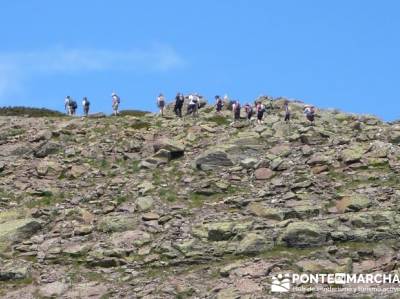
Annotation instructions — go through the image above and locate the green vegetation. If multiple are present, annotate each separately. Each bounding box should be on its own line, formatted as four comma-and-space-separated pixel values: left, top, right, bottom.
119, 109, 150, 117
159, 188, 178, 202
129, 121, 151, 130
0, 106, 65, 117
206, 115, 230, 126
26, 191, 62, 208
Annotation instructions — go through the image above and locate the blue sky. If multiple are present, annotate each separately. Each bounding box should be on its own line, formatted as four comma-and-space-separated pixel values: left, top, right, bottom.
1, 0, 399, 120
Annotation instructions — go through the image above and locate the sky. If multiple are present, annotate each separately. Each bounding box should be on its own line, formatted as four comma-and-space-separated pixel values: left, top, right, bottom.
1, 0, 399, 120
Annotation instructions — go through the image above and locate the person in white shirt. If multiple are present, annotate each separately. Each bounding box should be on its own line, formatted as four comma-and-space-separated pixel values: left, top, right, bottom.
304, 105, 316, 125
82, 97, 90, 117
157, 93, 166, 117
187, 93, 199, 117
112, 92, 120, 116
64, 96, 71, 115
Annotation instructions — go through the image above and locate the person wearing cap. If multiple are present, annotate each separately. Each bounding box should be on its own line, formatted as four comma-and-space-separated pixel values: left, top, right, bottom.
112, 92, 120, 116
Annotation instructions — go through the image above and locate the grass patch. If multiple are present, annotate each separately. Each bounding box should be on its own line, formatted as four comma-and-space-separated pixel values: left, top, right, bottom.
129, 120, 151, 130
119, 109, 150, 117
131, 160, 141, 172
26, 192, 61, 208
159, 188, 178, 202
206, 115, 230, 126
115, 195, 128, 205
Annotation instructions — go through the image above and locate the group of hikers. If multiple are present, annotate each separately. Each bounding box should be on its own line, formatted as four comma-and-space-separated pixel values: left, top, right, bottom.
157, 92, 201, 118
158, 93, 316, 125
64, 92, 120, 117
64, 92, 316, 125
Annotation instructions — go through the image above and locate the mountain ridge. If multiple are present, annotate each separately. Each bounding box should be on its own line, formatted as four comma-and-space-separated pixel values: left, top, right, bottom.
0, 97, 400, 298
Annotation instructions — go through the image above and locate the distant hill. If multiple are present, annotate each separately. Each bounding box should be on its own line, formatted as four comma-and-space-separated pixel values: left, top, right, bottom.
0, 106, 65, 117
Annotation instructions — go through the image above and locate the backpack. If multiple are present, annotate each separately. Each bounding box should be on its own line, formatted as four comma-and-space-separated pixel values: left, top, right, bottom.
72, 101, 77, 109
83, 100, 90, 107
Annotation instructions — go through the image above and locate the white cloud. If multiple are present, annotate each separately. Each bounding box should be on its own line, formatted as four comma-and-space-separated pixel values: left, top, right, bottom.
0, 44, 185, 98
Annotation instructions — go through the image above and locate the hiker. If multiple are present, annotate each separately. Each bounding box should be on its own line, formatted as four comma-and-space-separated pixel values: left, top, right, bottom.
187, 93, 199, 117
82, 97, 90, 117
304, 105, 315, 125
157, 93, 166, 117
215, 95, 224, 114
112, 92, 120, 116
174, 93, 184, 117
71, 99, 78, 115
244, 103, 253, 121
256, 102, 266, 124
67, 98, 77, 116
232, 100, 241, 121
284, 100, 291, 122
64, 96, 71, 115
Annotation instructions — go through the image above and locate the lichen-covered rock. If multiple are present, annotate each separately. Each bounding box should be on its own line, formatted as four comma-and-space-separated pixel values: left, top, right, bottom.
195, 149, 234, 170
236, 232, 273, 255
340, 144, 366, 164
279, 221, 327, 248
97, 215, 137, 233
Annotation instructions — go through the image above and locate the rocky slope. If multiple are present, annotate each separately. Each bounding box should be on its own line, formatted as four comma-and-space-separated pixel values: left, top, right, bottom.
0, 98, 400, 298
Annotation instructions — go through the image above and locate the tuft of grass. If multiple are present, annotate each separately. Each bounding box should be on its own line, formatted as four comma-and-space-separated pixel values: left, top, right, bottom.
129, 121, 151, 130
159, 189, 178, 202
206, 115, 230, 126
116, 195, 128, 205
119, 110, 150, 117
26, 192, 60, 208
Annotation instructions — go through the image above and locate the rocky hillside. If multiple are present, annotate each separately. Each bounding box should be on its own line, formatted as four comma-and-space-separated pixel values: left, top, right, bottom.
0, 98, 400, 298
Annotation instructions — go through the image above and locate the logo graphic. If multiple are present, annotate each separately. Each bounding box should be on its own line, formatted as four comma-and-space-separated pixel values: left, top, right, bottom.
271, 273, 291, 293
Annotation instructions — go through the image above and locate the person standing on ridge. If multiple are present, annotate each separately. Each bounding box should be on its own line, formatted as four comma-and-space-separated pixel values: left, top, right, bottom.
304, 105, 316, 125
244, 103, 253, 121
232, 100, 241, 122
64, 96, 71, 115
112, 92, 120, 116
174, 92, 184, 117
67, 97, 77, 116
215, 95, 224, 114
157, 93, 166, 117
187, 93, 199, 117
82, 97, 90, 117
284, 100, 291, 122
256, 101, 266, 125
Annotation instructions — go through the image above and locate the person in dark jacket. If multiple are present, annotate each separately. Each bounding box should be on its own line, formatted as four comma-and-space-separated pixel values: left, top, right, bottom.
174, 93, 184, 117
215, 95, 224, 114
